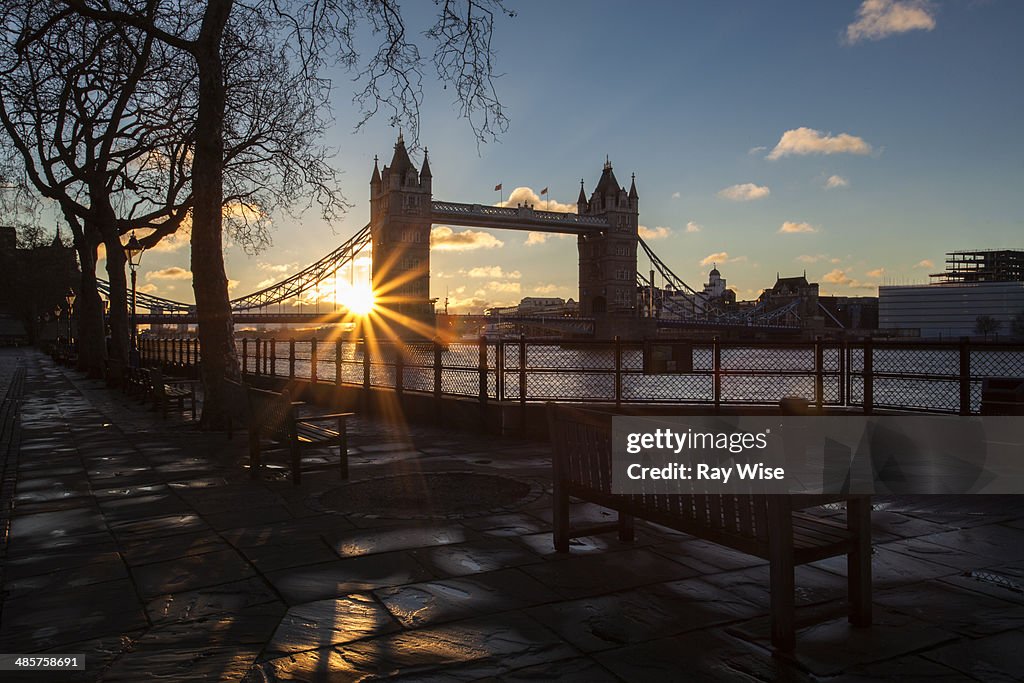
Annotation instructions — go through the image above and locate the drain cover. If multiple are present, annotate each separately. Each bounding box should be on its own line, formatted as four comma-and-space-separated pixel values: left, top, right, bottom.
314, 471, 540, 520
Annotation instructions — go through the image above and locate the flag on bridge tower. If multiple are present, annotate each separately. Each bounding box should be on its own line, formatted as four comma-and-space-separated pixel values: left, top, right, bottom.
494, 183, 502, 191
494, 183, 503, 205
540, 187, 549, 210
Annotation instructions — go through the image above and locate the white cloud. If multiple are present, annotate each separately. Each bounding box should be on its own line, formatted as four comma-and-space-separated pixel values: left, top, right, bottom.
717, 183, 770, 201
821, 268, 876, 292
748, 145, 768, 156
865, 267, 886, 278
146, 266, 192, 281
137, 283, 159, 294
825, 174, 850, 189
638, 225, 672, 240
524, 231, 574, 246
466, 266, 521, 279
796, 253, 828, 263
766, 127, 872, 160
487, 281, 521, 293
227, 279, 240, 291
258, 261, 298, 274
700, 252, 747, 267
846, 0, 936, 44
779, 221, 819, 234
671, 192, 681, 199
685, 221, 702, 234
533, 284, 562, 294
498, 186, 577, 214
430, 225, 504, 251
914, 259, 935, 269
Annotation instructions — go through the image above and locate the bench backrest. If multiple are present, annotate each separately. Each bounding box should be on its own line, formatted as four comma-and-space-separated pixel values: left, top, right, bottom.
245, 386, 295, 439
547, 403, 783, 552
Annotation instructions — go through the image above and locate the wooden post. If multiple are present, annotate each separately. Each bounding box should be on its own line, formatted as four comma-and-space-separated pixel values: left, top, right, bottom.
289, 338, 296, 379
496, 340, 505, 401
254, 337, 261, 376
959, 337, 971, 416
363, 338, 372, 390
270, 339, 277, 377
478, 336, 488, 405
814, 336, 824, 411
839, 340, 847, 407
335, 340, 342, 386
241, 338, 248, 376
614, 336, 622, 408
863, 338, 873, 415
395, 343, 404, 394
310, 338, 318, 384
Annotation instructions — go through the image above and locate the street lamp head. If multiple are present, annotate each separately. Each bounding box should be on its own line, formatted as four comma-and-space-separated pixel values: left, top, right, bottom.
65, 287, 76, 309
125, 231, 145, 269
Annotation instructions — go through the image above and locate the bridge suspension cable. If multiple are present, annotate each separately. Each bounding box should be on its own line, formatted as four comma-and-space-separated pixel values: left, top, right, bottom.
98, 222, 372, 314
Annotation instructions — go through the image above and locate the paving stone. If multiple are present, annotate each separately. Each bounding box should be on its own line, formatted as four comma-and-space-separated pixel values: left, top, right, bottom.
873, 579, 1024, 637
146, 576, 282, 623
528, 576, 762, 652
727, 605, 957, 677
911, 524, 1024, 562
119, 531, 233, 566
130, 547, 256, 598
327, 523, 470, 558
410, 538, 541, 577
329, 613, 577, 680
241, 538, 341, 572
494, 657, 619, 682
109, 512, 210, 542
922, 630, 1024, 682
813, 545, 961, 587
2, 550, 129, 601
841, 654, 975, 682
459, 511, 549, 537
376, 568, 560, 628
243, 647, 351, 682
265, 552, 435, 603
593, 629, 811, 682
204, 504, 296, 530
701, 563, 847, 610
265, 594, 400, 654
520, 548, 696, 599
648, 537, 766, 574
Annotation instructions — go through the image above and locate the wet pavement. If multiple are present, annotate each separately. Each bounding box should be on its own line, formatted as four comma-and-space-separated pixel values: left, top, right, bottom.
1, 347, 1023, 681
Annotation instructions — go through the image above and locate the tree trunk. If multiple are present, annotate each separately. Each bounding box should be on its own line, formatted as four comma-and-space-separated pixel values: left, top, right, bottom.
103, 236, 131, 365
74, 239, 107, 378
191, 0, 236, 429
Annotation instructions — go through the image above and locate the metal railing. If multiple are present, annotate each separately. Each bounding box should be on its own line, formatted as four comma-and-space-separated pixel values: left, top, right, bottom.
137, 336, 1024, 416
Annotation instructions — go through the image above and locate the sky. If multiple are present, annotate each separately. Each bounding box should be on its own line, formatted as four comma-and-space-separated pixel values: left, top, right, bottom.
134, 0, 1024, 312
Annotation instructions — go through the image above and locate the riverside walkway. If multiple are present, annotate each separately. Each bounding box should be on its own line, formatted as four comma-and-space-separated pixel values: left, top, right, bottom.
1, 347, 1023, 681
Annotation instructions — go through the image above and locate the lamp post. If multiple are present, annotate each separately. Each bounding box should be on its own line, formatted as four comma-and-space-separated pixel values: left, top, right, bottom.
125, 232, 145, 365
64, 288, 76, 347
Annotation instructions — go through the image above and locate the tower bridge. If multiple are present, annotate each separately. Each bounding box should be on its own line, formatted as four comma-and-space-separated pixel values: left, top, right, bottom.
108, 134, 805, 337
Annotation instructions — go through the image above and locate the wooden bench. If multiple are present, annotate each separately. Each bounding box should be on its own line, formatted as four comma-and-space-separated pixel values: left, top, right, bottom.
546, 403, 872, 653
243, 385, 352, 484
149, 368, 198, 420
105, 359, 128, 390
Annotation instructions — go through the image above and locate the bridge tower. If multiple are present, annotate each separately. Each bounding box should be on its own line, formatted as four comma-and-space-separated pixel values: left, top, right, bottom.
577, 159, 639, 318
370, 134, 434, 334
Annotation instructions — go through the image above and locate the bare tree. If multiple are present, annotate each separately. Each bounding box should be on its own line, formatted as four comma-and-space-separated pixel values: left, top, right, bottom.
0, 2, 196, 374
61, 0, 513, 427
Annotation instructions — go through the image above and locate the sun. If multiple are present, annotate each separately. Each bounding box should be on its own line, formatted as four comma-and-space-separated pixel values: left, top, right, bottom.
336, 282, 376, 316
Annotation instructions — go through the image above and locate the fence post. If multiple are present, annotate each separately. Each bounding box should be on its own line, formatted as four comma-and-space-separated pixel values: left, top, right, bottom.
519, 334, 527, 434
335, 340, 343, 386
254, 337, 261, 376
289, 338, 296, 379
959, 337, 971, 416
614, 335, 622, 408
839, 340, 847, 406
713, 336, 721, 412
241, 338, 248, 376
433, 339, 442, 402
270, 339, 277, 377
310, 338, 318, 384
395, 343, 404, 394
814, 336, 824, 411
496, 340, 505, 401
478, 336, 488, 405
863, 338, 873, 415
363, 338, 371, 393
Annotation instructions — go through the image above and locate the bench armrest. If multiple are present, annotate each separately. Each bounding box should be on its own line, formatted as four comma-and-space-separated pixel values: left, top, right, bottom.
163, 379, 200, 387
297, 412, 353, 422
